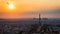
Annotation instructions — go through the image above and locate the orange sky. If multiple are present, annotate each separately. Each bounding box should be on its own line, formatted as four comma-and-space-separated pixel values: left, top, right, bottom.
0, 0, 60, 18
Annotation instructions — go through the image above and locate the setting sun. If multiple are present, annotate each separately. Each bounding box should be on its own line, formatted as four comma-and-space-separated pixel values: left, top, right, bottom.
8, 3, 15, 9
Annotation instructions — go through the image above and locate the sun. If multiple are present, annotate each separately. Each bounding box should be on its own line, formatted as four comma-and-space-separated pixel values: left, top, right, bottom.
8, 3, 15, 9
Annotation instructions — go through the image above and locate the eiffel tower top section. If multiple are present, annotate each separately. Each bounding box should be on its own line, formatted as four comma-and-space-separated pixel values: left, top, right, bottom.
39, 14, 41, 26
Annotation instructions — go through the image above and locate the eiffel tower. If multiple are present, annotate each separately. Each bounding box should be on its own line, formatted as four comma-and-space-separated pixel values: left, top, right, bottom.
37, 14, 51, 34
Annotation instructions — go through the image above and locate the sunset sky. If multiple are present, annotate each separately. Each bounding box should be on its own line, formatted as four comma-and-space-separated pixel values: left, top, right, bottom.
0, 0, 60, 18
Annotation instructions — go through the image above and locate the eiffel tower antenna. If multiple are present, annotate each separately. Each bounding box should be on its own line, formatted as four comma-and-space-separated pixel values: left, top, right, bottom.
39, 13, 41, 26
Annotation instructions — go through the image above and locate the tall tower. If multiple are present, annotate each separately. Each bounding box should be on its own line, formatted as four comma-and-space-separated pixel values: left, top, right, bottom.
39, 14, 41, 26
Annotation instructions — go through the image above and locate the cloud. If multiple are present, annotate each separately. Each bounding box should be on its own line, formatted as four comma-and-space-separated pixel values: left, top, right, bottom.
24, 8, 60, 14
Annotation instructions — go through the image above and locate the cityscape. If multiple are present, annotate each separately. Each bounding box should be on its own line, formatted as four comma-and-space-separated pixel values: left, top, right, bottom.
0, 14, 60, 34
0, 0, 60, 34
